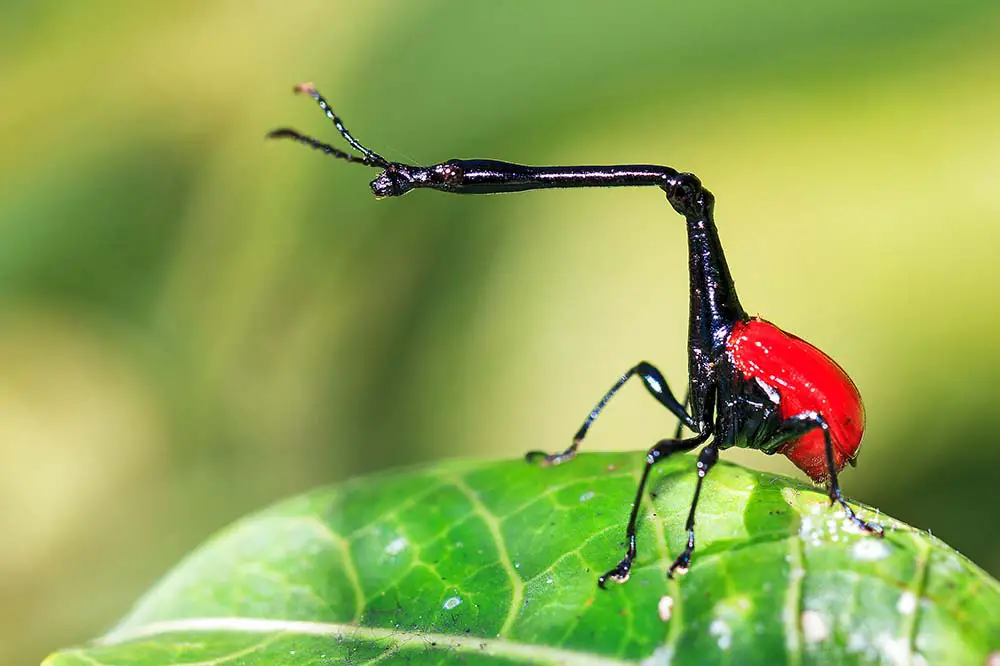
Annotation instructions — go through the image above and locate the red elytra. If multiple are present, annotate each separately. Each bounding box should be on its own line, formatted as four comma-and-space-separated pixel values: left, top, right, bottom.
727, 317, 865, 482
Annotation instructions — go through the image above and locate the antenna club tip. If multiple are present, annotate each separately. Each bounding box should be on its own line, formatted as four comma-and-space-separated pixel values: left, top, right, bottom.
293, 82, 317, 96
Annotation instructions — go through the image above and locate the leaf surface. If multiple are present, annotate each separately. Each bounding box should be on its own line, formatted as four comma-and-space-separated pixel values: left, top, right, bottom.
44, 453, 1000, 665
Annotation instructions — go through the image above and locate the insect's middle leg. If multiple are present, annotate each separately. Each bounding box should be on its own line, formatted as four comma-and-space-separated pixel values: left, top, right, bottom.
667, 443, 719, 577
599, 432, 709, 588
526, 361, 695, 465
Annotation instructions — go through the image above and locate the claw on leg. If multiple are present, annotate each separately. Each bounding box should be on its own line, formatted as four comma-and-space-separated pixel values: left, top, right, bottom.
525, 440, 580, 466
667, 552, 691, 579
598, 559, 632, 588
834, 497, 884, 536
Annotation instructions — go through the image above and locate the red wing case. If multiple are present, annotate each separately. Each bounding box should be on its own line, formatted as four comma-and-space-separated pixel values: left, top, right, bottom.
727, 317, 865, 483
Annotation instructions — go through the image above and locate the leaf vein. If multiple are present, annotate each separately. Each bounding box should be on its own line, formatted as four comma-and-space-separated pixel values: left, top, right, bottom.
346, 481, 448, 540
449, 474, 525, 639
525, 524, 620, 585
307, 516, 366, 622
903, 531, 932, 663
782, 533, 804, 666
498, 471, 639, 522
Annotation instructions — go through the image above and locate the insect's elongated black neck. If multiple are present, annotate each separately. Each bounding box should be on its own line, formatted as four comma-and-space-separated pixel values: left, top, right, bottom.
371, 160, 684, 196
378, 156, 747, 349
460, 162, 675, 191
370, 156, 745, 333
661, 181, 743, 433
685, 212, 744, 355
267, 84, 746, 342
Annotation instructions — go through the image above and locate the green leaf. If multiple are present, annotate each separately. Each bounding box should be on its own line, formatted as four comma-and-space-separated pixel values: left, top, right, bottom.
44, 453, 1000, 665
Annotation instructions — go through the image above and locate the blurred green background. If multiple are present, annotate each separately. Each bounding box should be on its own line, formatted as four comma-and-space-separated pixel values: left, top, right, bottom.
3, 1, 1000, 663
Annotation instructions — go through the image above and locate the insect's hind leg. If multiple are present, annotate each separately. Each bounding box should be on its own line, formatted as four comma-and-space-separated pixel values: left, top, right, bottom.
599, 432, 709, 587
771, 412, 883, 536
526, 362, 695, 466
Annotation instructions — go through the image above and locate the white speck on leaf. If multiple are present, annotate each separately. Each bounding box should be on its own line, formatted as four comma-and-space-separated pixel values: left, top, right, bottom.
876, 633, 909, 664
846, 630, 874, 658
545, 577, 553, 585
896, 591, 917, 615
799, 515, 817, 540
852, 539, 890, 561
641, 645, 675, 666
801, 610, 829, 643
658, 595, 674, 622
709, 618, 732, 650
579, 490, 596, 502
443, 596, 462, 610
385, 537, 408, 556
704, 595, 752, 651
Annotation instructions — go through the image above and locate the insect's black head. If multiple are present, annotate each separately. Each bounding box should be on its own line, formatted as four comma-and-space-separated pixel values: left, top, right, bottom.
370, 165, 415, 198
370, 162, 466, 198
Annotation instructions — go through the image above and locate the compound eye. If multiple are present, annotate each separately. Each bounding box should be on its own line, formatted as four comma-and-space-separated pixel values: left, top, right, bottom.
435, 162, 465, 187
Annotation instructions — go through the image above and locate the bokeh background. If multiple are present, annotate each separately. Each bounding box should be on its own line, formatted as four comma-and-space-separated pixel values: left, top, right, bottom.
3, 2, 1000, 663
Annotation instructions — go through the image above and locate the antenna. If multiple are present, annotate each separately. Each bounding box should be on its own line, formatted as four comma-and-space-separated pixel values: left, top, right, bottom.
266, 83, 389, 169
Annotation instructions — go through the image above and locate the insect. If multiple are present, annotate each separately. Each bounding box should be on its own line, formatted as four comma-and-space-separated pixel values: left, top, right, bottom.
269, 82, 884, 588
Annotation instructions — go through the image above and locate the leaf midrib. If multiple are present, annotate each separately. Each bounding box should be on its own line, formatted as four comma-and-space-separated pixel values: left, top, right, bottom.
95, 617, 637, 666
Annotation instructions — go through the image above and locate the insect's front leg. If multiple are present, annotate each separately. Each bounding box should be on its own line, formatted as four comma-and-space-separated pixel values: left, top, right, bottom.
526, 361, 694, 466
